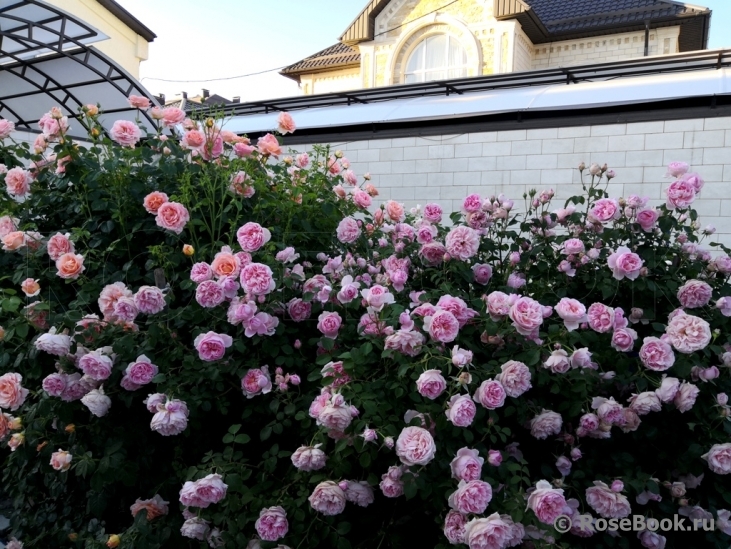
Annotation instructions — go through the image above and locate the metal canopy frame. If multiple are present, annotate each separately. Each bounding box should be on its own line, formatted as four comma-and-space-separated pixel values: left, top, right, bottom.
225, 48, 731, 118
0, 0, 159, 139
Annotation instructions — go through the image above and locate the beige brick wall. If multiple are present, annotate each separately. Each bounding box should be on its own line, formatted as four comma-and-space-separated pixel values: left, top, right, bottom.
295, 117, 731, 247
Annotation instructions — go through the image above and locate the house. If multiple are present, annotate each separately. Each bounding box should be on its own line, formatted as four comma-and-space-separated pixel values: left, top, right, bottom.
44, 0, 155, 78
163, 90, 242, 112
280, 0, 711, 95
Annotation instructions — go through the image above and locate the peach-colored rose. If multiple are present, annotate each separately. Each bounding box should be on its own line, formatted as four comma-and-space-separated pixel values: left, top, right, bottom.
3, 231, 26, 251
20, 278, 40, 297
0, 215, 18, 238
183, 244, 195, 256
385, 200, 405, 222
55, 253, 85, 279
0, 373, 29, 411
211, 250, 240, 278
128, 95, 151, 110
155, 202, 190, 234
85, 104, 99, 116
143, 191, 169, 214
257, 133, 281, 157
130, 494, 169, 520
50, 449, 72, 471
5, 167, 32, 199
277, 112, 296, 134
161, 107, 186, 127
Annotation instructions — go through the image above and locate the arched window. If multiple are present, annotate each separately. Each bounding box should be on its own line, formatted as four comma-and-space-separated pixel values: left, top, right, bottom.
403, 34, 468, 83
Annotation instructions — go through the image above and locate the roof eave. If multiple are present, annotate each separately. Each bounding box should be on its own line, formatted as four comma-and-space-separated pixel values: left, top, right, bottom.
280, 61, 361, 79
96, 0, 156, 42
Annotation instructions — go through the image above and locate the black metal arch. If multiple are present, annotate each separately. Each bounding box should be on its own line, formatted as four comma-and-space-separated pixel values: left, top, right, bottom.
0, 0, 159, 139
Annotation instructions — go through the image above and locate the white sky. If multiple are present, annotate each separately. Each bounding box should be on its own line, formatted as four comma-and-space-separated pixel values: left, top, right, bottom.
116, 0, 731, 104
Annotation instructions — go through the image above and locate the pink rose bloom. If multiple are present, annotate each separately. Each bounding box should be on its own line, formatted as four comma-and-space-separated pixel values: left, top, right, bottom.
286, 298, 311, 322
161, 107, 185, 127
717, 297, 731, 317
277, 111, 296, 134
384, 200, 405, 222
5, 167, 32, 199
309, 481, 346, 515
125, 355, 158, 386
151, 398, 188, 436
530, 409, 562, 439
419, 242, 447, 265
190, 262, 213, 283
35, 327, 71, 356
336, 275, 360, 304
495, 360, 531, 398
673, 381, 699, 412
473, 379, 506, 409
0, 119, 15, 139
636, 209, 660, 232
592, 396, 624, 424
396, 426, 436, 466
317, 397, 354, 431
50, 449, 73, 471
485, 291, 516, 321
195, 280, 225, 308
570, 348, 594, 369
677, 280, 712, 308
42, 373, 67, 397
352, 189, 371, 208
55, 252, 85, 280
155, 202, 189, 234
257, 133, 281, 157
134, 286, 166, 314
450, 447, 484, 481
416, 370, 447, 400
509, 296, 544, 336
182, 129, 205, 150
579, 413, 600, 432
255, 506, 288, 541
448, 480, 493, 514
180, 517, 209, 540
193, 331, 233, 361
110, 120, 141, 147
317, 311, 342, 339
611, 327, 638, 352
587, 303, 615, 333
702, 443, 731, 474
185, 473, 228, 508
544, 349, 570, 374
638, 530, 667, 549
345, 480, 374, 507
0, 373, 29, 411
527, 480, 567, 524
233, 142, 255, 157
112, 296, 138, 322
240, 263, 275, 295
666, 179, 696, 209
665, 312, 711, 353
462, 194, 482, 213
586, 481, 631, 518
590, 198, 621, 223
451, 346, 473, 367
384, 329, 425, 356
445, 394, 476, 427
423, 310, 460, 343
46, 232, 74, 261
562, 238, 585, 255
78, 349, 114, 381
0, 215, 18, 239
128, 94, 151, 109
443, 510, 468, 545
130, 494, 169, 521
81, 387, 111, 417
655, 375, 680, 403
487, 450, 502, 467
291, 444, 327, 471
464, 514, 513, 549
472, 263, 493, 285
237, 222, 271, 252
445, 226, 480, 261
241, 366, 272, 398
667, 161, 689, 178
555, 298, 587, 331
421, 203, 442, 223
436, 295, 478, 328
336, 217, 361, 243
628, 392, 661, 415
607, 246, 643, 280
681, 172, 704, 192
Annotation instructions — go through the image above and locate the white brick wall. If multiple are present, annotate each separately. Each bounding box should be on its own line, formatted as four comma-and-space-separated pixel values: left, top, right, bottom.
299, 116, 731, 248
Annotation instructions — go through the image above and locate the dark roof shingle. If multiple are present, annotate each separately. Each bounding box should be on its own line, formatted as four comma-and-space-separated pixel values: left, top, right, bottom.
280, 43, 360, 80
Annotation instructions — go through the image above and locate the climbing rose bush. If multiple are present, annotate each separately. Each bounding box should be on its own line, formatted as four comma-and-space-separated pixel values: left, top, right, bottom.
0, 109, 730, 549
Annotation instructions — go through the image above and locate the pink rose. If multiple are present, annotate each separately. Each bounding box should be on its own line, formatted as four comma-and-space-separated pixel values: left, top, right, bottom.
240, 263, 275, 295
416, 370, 447, 400
317, 311, 342, 339
448, 480, 493, 514
590, 198, 620, 223
195, 280, 225, 308
436, 295, 478, 327
257, 133, 281, 157
110, 120, 141, 147
555, 298, 587, 331
134, 286, 166, 314
125, 355, 158, 386
473, 379, 506, 409
485, 291, 516, 321
255, 506, 288, 541
161, 107, 185, 127
509, 296, 544, 336
445, 226, 480, 260
451, 346, 473, 367
277, 112, 296, 134
308, 481, 346, 515
128, 94, 151, 109
352, 189, 371, 208
35, 327, 71, 356
423, 203, 443, 223
544, 349, 570, 374
46, 232, 74, 260
701, 443, 731, 474
241, 366, 272, 398
628, 392, 661, 415
0, 373, 28, 411
673, 381, 699, 412
487, 450, 502, 467
130, 494, 169, 521
317, 397, 354, 431
423, 310, 459, 343
50, 449, 73, 471
396, 426, 436, 466
638, 531, 667, 549
445, 394, 476, 427
495, 360, 531, 398
636, 209, 659, 232
681, 172, 704, 192
0, 119, 15, 139
336, 216, 361, 243
78, 349, 114, 381
4, 167, 31, 199
56, 252, 85, 279
665, 312, 711, 353
236, 222, 271, 252
0, 215, 17, 239
611, 327, 638, 352
666, 179, 696, 209
472, 263, 493, 285
586, 481, 631, 518
155, 202, 190, 234
384, 200, 405, 222
81, 387, 111, 417
607, 246, 643, 280
587, 303, 614, 333
345, 480, 375, 507
419, 242, 447, 265
655, 375, 680, 403
179, 473, 227, 508
592, 397, 624, 424
530, 409, 562, 439
233, 142, 255, 157
42, 373, 67, 397
570, 348, 594, 369
667, 161, 689, 178
190, 262, 213, 284
527, 480, 567, 523
462, 193, 482, 213
443, 510, 468, 544
193, 331, 233, 361
287, 298, 311, 322
291, 444, 327, 471
464, 514, 513, 549
677, 280, 712, 308
450, 447, 484, 481
562, 238, 585, 255
150, 398, 188, 436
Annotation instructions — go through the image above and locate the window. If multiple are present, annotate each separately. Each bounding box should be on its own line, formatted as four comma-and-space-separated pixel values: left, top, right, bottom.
404, 35, 467, 83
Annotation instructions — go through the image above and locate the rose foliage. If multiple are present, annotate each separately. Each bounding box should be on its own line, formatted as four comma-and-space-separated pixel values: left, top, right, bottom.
0, 108, 730, 549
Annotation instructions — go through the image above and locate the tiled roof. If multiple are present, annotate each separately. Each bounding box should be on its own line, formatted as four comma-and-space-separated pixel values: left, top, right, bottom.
280, 43, 360, 80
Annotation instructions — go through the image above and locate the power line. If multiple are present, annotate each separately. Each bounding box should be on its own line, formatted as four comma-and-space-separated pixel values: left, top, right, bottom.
141, 0, 464, 84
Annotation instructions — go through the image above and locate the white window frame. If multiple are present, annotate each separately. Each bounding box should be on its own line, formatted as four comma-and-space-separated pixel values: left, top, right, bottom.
403, 34, 468, 84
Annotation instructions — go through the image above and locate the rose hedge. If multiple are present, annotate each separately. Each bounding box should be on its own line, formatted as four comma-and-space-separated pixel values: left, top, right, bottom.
0, 108, 730, 549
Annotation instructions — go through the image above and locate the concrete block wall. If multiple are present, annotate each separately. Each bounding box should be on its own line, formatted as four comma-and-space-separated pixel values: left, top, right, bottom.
295, 116, 731, 247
